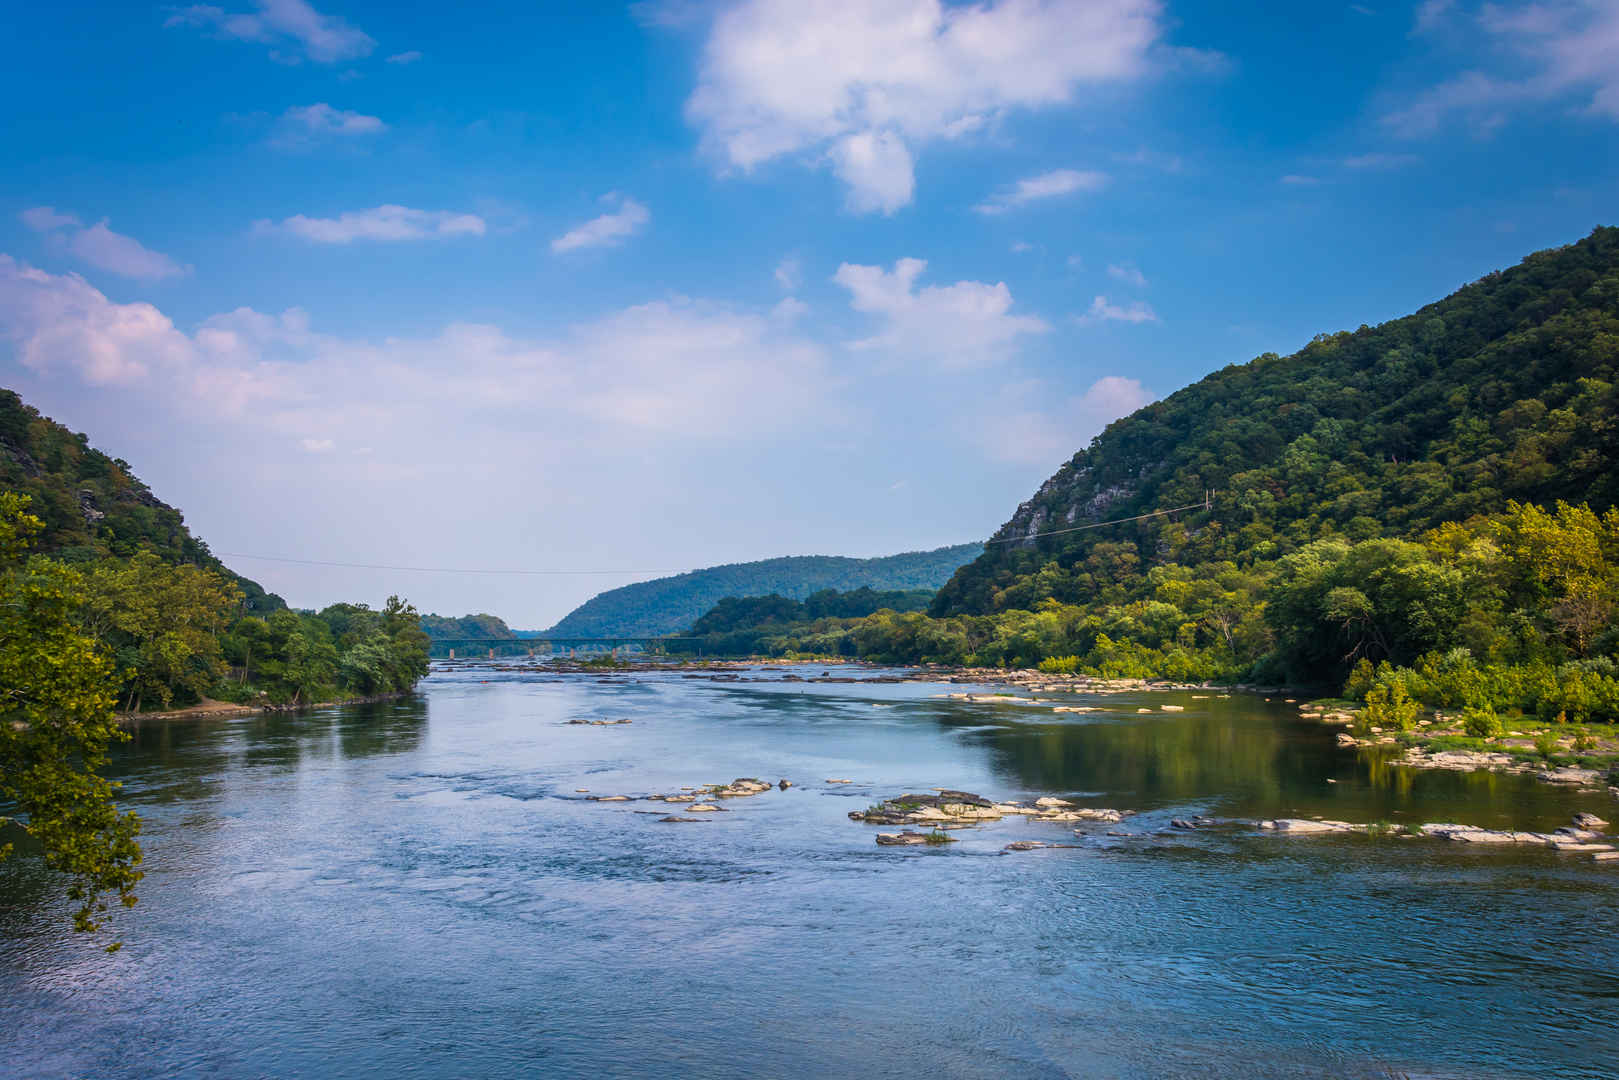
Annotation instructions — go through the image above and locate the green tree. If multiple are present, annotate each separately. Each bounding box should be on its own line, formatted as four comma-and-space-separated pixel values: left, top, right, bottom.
0, 493, 142, 937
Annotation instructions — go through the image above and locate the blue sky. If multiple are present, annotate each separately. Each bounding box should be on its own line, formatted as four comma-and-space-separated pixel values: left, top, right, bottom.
2, 0, 1615, 626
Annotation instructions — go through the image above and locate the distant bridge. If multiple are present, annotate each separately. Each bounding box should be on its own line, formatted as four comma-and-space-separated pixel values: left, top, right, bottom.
430, 636, 675, 658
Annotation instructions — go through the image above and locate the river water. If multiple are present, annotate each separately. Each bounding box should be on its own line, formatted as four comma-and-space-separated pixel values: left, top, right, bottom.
3, 663, 1617, 1079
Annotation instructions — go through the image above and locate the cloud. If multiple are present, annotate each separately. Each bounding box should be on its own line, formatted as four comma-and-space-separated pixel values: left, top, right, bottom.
1106, 262, 1147, 287
300, 437, 335, 452
773, 257, 801, 290
273, 102, 386, 144
550, 195, 650, 252
165, 0, 375, 64
1387, 0, 1619, 136
0, 255, 831, 445
1343, 151, 1420, 168
1066, 253, 1084, 269
970, 374, 1154, 465
20, 209, 188, 281
254, 205, 487, 243
1280, 173, 1321, 185
770, 296, 808, 322
551, 195, 651, 253
974, 168, 1107, 214
385, 50, 422, 64
1078, 295, 1158, 324
20, 207, 81, 232
829, 131, 915, 214
67, 221, 190, 281
833, 256, 1047, 367
681, 0, 1176, 212
1010, 241, 1034, 253
0, 255, 192, 383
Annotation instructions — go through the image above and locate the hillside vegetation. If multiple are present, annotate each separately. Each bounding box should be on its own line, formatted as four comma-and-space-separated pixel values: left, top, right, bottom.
0, 390, 282, 612
544, 543, 982, 637
694, 229, 1619, 721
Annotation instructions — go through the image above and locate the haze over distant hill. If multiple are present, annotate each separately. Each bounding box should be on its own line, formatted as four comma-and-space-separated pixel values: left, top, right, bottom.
542, 544, 984, 638
0, 388, 282, 611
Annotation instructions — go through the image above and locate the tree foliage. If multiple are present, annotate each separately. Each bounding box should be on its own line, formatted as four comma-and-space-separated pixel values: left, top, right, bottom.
0, 493, 143, 937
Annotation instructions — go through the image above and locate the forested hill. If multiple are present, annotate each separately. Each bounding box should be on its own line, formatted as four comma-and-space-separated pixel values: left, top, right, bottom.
0, 388, 282, 611
545, 543, 984, 637
934, 226, 1619, 617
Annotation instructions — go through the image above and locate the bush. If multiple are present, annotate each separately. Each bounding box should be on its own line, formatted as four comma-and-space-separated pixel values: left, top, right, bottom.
1462, 705, 1504, 738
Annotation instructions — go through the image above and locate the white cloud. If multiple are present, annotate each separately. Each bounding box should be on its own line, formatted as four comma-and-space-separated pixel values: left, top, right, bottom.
551, 195, 651, 253
274, 102, 386, 145
67, 221, 190, 281
0, 256, 829, 445
1066, 253, 1084, 269
682, 0, 1175, 212
385, 50, 422, 64
833, 256, 1047, 367
165, 0, 375, 64
1106, 262, 1147, 287
1010, 241, 1034, 253
1388, 0, 1619, 136
300, 437, 335, 452
1078, 295, 1158, 324
20, 207, 81, 232
773, 256, 801, 290
255, 205, 487, 244
770, 296, 808, 322
0, 255, 191, 383
974, 168, 1107, 214
20, 209, 187, 281
1280, 173, 1321, 185
829, 131, 915, 214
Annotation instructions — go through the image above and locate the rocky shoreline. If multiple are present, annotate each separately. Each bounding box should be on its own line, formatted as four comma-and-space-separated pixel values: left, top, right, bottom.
118, 689, 416, 726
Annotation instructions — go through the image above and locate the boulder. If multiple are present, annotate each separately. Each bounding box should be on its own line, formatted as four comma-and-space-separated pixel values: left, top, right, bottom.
1573, 812, 1609, 829
1267, 818, 1353, 834
683, 803, 722, 812
1034, 796, 1074, 808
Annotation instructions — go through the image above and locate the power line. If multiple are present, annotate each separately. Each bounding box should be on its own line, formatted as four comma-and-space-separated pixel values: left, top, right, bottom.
216, 495, 1213, 575
214, 552, 688, 576
981, 497, 1212, 546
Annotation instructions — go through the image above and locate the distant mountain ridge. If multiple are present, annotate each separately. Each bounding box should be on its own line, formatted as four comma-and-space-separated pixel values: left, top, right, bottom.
543, 543, 984, 638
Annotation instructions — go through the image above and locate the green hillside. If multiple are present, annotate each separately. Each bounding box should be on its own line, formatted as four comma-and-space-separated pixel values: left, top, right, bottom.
0, 389, 282, 611
934, 226, 1619, 618
710, 229, 1619, 722
543, 543, 983, 637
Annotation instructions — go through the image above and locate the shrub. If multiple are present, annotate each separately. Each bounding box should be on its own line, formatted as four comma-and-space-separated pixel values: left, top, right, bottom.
1462, 705, 1504, 738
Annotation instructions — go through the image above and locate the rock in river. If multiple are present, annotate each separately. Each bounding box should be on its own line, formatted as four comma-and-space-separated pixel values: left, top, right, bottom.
875, 831, 955, 846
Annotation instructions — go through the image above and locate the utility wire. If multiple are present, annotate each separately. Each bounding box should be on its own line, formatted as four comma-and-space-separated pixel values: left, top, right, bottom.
216, 497, 1214, 575
214, 553, 687, 576
981, 499, 1212, 546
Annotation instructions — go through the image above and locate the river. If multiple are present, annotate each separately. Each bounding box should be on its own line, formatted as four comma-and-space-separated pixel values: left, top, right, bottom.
3, 662, 1616, 1079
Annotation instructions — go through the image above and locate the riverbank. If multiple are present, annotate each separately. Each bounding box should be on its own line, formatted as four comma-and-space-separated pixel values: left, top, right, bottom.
118, 690, 416, 726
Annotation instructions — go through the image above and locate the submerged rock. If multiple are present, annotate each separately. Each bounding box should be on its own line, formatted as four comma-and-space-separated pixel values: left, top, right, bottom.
875, 831, 955, 846
657, 816, 709, 823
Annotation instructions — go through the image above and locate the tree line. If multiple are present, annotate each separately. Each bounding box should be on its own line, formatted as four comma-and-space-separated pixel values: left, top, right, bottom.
691, 500, 1619, 721
0, 491, 430, 939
